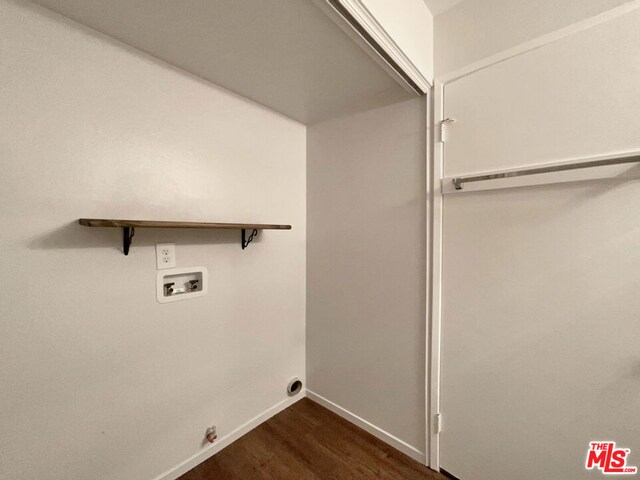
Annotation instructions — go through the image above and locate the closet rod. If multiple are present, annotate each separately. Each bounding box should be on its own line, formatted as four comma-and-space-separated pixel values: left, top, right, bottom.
451, 153, 640, 190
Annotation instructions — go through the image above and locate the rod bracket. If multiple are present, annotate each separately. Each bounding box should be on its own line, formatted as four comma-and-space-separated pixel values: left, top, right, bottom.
123, 227, 135, 255
241, 228, 258, 249
452, 178, 463, 190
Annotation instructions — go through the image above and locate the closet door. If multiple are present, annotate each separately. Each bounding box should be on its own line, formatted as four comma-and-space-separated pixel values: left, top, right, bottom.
439, 7, 640, 480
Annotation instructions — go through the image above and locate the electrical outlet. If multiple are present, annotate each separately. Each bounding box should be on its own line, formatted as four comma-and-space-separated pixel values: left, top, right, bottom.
156, 243, 176, 270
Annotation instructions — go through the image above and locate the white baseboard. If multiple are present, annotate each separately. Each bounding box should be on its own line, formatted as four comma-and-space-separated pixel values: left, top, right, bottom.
306, 390, 426, 464
153, 388, 426, 480
152, 392, 306, 480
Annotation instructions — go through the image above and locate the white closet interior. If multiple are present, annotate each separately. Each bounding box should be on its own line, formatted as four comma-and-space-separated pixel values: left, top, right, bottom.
433, 5, 640, 478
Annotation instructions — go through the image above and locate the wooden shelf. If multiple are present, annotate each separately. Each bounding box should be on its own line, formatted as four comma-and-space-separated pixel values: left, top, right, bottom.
79, 218, 291, 230
78, 218, 292, 255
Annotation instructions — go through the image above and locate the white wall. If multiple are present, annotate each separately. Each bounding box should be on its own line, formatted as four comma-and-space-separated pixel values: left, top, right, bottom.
307, 97, 427, 457
434, 0, 631, 76
0, 1, 306, 479
442, 6, 640, 177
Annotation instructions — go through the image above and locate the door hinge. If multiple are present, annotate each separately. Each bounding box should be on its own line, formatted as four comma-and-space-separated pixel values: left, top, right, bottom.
438, 118, 455, 143
434, 413, 443, 434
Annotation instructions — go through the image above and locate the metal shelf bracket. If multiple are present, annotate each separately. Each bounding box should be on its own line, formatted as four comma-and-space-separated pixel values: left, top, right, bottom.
123, 227, 135, 255
241, 228, 258, 249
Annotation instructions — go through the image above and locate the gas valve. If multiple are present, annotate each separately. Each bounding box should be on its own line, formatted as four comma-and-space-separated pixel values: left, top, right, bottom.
206, 426, 217, 444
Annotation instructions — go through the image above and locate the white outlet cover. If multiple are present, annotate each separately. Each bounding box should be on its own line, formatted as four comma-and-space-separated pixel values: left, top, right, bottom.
156, 243, 176, 270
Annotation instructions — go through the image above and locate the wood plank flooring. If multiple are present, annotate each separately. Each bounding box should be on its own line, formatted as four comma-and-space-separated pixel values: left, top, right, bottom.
179, 397, 446, 480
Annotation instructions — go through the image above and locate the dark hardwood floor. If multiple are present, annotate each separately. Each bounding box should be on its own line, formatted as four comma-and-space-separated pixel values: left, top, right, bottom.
179, 398, 445, 479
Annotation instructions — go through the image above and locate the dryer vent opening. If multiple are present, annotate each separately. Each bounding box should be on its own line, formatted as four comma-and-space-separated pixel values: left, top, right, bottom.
287, 378, 303, 396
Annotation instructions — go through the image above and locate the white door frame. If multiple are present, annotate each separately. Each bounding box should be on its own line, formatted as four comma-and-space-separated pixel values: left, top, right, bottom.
427, 78, 444, 470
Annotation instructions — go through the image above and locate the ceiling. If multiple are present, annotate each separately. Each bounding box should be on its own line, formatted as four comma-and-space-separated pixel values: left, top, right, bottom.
422, 0, 465, 15
32, 0, 412, 125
